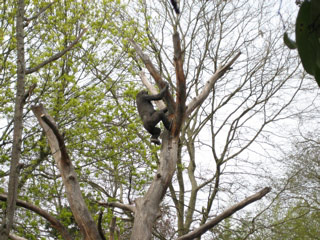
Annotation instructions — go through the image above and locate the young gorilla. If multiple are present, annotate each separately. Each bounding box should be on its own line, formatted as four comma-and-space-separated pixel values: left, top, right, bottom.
136, 84, 172, 145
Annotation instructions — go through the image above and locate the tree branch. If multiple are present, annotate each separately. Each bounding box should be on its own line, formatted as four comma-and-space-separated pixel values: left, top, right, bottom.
177, 187, 271, 240
9, 233, 27, 240
98, 201, 136, 213
40, 114, 70, 165
109, 216, 116, 240
139, 71, 166, 110
24, 1, 55, 22
172, 31, 186, 136
129, 39, 176, 111
26, 28, 87, 74
1, 1, 26, 238
186, 52, 241, 116
0, 194, 73, 240
98, 212, 106, 240
22, 83, 37, 104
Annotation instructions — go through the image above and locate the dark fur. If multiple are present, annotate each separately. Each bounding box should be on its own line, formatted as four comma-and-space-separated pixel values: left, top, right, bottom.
136, 84, 171, 145
170, 0, 180, 14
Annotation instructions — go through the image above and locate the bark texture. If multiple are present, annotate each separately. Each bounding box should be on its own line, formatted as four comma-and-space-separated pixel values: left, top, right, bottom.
0, 1, 26, 239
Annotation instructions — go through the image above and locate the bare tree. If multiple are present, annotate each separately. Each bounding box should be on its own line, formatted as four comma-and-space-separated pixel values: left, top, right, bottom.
121, 0, 302, 239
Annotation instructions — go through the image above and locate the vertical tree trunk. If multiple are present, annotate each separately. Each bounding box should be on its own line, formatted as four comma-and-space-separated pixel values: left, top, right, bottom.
0, 1, 25, 239
130, 132, 180, 240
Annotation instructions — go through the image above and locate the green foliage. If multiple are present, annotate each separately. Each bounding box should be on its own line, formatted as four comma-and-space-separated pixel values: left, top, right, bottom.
296, 0, 320, 85
0, 0, 155, 238
284, 0, 320, 86
283, 32, 297, 49
263, 200, 320, 240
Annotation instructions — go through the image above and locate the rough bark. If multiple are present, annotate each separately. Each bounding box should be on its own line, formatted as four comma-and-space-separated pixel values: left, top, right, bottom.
0, 194, 73, 240
177, 187, 271, 240
0, 1, 26, 239
31, 104, 102, 240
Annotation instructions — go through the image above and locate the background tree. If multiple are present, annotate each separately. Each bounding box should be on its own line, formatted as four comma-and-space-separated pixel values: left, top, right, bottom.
0, 0, 148, 239
231, 131, 320, 240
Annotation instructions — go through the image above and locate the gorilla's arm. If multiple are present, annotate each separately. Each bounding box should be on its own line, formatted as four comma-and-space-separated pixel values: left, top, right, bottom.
144, 84, 168, 101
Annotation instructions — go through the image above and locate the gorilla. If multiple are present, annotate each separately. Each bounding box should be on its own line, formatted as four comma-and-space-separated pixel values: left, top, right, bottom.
136, 84, 172, 145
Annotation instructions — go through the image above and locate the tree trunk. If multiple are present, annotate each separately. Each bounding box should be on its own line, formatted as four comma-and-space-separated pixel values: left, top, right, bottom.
130, 132, 179, 240
0, 1, 25, 239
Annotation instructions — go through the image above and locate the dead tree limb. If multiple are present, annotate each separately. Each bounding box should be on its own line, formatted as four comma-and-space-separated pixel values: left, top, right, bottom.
31, 104, 102, 240
129, 39, 176, 112
9, 233, 27, 240
172, 31, 186, 136
139, 71, 167, 110
177, 187, 271, 240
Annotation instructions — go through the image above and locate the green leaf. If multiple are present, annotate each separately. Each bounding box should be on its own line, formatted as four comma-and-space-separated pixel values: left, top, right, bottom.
296, 1, 316, 75
283, 32, 297, 49
295, 0, 320, 83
